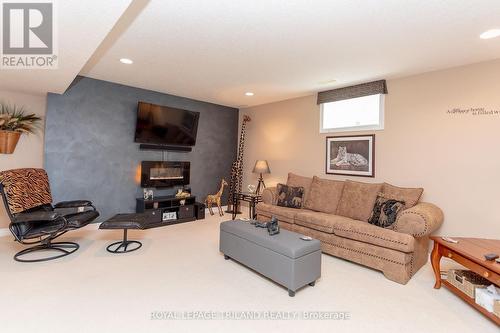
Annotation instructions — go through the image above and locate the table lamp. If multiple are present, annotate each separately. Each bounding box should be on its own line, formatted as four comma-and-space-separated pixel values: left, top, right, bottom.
252, 160, 271, 194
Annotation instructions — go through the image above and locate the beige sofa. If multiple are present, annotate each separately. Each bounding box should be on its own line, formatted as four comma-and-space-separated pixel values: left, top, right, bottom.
256, 173, 444, 284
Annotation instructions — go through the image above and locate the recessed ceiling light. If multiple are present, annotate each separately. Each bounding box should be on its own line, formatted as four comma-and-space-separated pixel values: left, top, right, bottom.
318, 79, 337, 85
120, 58, 133, 64
480, 29, 500, 39
245, 92, 254, 96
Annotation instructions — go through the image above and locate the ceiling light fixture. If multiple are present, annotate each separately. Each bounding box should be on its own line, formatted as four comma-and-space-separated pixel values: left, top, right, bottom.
120, 58, 133, 64
480, 29, 500, 39
245, 92, 254, 96
318, 79, 337, 85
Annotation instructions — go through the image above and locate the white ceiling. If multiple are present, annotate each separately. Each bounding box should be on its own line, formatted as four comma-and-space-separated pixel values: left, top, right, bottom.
0, 0, 133, 95
3, 1, 500, 107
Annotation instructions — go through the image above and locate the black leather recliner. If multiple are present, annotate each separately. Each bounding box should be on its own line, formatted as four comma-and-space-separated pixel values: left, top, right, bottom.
0, 168, 99, 262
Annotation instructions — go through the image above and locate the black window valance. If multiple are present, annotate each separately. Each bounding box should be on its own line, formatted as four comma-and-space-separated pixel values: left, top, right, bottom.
317, 79, 387, 104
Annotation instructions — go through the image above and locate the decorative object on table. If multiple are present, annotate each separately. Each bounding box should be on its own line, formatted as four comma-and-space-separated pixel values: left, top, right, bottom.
175, 188, 191, 198
368, 194, 405, 229
205, 178, 228, 216
267, 216, 280, 236
0, 102, 42, 154
276, 183, 304, 209
247, 184, 256, 194
252, 160, 271, 194
254, 221, 268, 228
326, 135, 375, 177
446, 269, 489, 299
143, 188, 154, 200
227, 115, 251, 213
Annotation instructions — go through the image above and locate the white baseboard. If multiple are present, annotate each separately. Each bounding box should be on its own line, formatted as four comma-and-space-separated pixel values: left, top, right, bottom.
0, 228, 9, 237
205, 205, 228, 215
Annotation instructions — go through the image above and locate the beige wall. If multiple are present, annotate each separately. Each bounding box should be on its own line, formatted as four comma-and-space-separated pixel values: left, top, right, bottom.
241, 59, 500, 238
0, 90, 47, 228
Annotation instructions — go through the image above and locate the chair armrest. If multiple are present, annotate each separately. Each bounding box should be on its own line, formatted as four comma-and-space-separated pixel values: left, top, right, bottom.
54, 200, 92, 208
261, 187, 277, 205
393, 202, 444, 237
13, 211, 62, 224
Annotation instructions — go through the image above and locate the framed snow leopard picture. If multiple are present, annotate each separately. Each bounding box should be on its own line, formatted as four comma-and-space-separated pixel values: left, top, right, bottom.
326, 135, 375, 177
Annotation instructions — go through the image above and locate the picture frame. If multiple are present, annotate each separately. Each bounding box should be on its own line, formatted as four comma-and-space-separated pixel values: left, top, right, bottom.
143, 188, 154, 200
326, 134, 375, 177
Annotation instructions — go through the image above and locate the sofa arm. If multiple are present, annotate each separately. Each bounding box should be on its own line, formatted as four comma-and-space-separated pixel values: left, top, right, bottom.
261, 187, 277, 205
393, 202, 444, 237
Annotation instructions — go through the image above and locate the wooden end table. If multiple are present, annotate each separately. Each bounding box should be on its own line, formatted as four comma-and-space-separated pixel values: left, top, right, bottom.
430, 237, 500, 325
231, 192, 262, 220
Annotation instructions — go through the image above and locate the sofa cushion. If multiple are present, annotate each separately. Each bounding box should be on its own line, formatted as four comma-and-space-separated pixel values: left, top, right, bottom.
368, 194, 405, 229
337, 180, 383, 222
276, 183, 304, 209
294, 210, 357, 234
255, 203, 299, 224
382, 183, 423, 210
330, 218, 415, 253
286, 173, 313, 204
293, 224, 414, 266
304, 176, 345, 214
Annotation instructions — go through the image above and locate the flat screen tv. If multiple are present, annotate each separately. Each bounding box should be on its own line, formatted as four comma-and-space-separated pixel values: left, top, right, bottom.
134, 102, 200, 146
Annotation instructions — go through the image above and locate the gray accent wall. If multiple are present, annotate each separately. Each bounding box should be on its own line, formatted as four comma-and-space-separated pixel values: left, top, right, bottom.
45, 76, 238, 220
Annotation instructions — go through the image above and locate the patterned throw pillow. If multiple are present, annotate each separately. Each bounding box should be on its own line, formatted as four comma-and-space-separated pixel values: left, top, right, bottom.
368, 194, 405, 229
276, 183, 304, 209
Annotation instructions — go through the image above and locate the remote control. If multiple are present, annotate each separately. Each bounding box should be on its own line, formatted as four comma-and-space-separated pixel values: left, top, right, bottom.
441, 237, 458, 244
484, 253, 499, 261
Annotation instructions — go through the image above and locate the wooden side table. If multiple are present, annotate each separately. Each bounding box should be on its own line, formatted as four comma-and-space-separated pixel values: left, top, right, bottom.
231, 192, 262, 220
430, 237, 500, 325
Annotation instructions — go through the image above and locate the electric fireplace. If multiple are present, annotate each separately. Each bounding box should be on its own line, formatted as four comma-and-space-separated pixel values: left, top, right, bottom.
141, 161, 190, 188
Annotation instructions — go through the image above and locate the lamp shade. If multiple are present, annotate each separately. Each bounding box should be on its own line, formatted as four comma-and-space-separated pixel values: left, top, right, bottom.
252, 160, 271, 174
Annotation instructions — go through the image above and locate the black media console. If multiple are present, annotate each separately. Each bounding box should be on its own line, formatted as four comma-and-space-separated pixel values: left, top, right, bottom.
136, 195, 205, 228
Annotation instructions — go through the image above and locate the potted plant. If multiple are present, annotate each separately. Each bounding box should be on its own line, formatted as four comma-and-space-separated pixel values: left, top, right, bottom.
0, 102, 42, 154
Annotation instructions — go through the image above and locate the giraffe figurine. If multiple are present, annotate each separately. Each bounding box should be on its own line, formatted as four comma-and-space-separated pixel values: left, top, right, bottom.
205, 178, 228, 216
228, 115, 251, 214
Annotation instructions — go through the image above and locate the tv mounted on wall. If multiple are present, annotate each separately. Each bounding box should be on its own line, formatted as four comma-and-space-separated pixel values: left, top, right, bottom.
134, 101, 200, 147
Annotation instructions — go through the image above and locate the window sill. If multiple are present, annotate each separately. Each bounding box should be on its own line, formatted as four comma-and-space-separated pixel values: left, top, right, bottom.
320, 125, 384, 134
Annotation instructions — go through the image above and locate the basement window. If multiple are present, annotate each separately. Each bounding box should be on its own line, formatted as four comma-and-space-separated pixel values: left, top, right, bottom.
320, 94, 385, 133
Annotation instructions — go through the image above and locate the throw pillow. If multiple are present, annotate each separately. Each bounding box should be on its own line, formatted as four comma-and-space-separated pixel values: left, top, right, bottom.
382, 183, 423, 210
286, 173, 313, 204
276, 183, 304, 209
368, 194, 405, 229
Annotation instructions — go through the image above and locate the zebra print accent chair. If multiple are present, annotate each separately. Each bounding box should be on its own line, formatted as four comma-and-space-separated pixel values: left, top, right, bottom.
0, 168, 99, 262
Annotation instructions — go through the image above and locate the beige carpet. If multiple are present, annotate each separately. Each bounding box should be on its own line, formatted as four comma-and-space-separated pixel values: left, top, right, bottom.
0, 212, 496, 333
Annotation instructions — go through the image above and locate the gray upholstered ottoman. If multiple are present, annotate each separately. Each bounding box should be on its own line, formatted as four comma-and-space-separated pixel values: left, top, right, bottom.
220, 220, 321, 297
